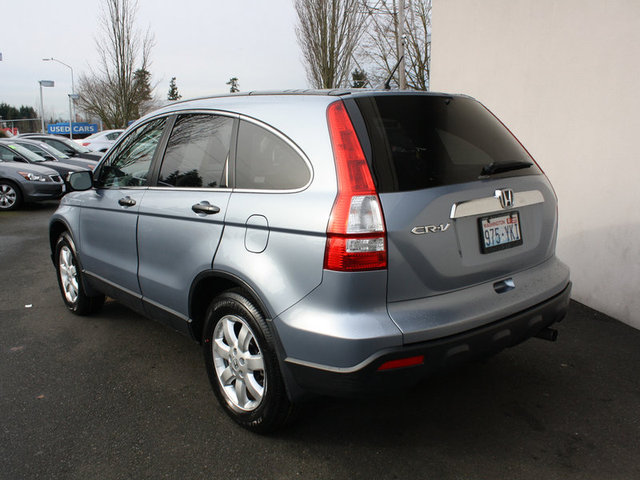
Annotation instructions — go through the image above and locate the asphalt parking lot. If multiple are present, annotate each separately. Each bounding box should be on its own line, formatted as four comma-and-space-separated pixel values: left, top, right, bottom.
1, 202, 639, 480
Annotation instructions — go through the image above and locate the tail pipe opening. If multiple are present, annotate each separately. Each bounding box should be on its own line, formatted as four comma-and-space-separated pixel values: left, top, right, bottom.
535, 327, 558, 342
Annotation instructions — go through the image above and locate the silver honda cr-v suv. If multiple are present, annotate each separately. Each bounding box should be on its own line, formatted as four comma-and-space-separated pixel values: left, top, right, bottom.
50, 91, 571, 432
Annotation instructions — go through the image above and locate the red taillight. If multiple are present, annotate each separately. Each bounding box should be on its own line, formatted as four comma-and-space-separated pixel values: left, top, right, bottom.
377, 355, 424, 371
82, 142, 90, 146
324, 101, 387, 271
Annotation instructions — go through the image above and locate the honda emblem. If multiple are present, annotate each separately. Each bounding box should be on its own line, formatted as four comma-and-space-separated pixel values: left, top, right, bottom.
495, 189, 514, 209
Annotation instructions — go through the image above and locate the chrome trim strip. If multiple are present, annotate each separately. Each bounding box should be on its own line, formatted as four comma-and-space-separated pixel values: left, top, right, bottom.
83, 271, 142, 299
450, 189, 544, 219
285, 352, 387, 374
147, 186, 232, 192
84, 271, 190, 323
143, 296, 190, 323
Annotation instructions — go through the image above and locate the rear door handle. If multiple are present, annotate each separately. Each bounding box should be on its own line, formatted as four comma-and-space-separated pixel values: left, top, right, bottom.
191, 202, 220, 215
118, 196, 136, 207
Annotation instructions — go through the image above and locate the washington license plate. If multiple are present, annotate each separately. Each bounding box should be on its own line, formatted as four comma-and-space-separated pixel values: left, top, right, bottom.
479, 212, 523, 253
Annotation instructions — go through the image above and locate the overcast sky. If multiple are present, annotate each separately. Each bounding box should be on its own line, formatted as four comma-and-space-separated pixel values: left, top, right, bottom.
0, 0, 308, 120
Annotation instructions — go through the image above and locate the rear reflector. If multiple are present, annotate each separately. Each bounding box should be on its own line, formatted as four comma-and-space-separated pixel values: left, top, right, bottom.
324, 101, 387, 271
377, 355, 425, 371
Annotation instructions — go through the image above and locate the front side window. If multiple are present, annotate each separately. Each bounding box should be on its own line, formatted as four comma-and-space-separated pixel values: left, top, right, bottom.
157, 114, 234, 188
96, 118, 166, 188
235, 120, 310, 190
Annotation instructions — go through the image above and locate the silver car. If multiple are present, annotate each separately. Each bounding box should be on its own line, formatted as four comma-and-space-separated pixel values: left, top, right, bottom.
50, 91, 571, 432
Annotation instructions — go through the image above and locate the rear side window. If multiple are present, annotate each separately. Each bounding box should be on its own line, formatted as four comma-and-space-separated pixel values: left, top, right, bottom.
235, 120, 310, 190
353, 95, 540, 192
157, 114, 234, 188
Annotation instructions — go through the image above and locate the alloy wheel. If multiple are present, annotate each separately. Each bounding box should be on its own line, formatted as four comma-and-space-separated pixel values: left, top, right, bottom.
59, 246, 79, 304
0, 184, 17, 209
212, 314, 266, 412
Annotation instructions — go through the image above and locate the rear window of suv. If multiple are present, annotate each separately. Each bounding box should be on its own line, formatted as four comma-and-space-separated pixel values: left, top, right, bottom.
352, 95, 540, 193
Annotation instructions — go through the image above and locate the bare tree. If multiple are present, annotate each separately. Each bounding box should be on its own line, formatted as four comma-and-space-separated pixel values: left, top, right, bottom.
77, 0, 154, 128
359, 0, 431, 90
295, 0, 366, 89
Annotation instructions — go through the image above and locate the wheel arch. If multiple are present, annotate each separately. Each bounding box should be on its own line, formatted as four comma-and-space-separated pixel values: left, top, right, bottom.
189, 270, 273, 343
49, 219, 72, 262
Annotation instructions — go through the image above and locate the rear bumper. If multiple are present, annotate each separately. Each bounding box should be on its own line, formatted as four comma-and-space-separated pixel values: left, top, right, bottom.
284, 282, 571, 397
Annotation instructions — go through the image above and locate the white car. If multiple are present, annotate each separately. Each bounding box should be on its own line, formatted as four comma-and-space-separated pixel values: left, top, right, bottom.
79, 129, 124, 152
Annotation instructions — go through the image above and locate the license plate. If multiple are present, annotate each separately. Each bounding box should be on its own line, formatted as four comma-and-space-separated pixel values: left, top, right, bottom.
479, 211, 523, 253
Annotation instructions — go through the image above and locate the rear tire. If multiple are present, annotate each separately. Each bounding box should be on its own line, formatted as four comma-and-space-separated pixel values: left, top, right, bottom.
0, 181, 22, 211
55, 233, 105, 315
203, 290, 294, 433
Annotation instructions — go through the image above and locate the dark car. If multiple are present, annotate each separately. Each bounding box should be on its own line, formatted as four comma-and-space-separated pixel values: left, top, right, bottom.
0, 141, 90, 179
11, 138, 99, 170
17, 134, 103, 162
0, 157, 64, 210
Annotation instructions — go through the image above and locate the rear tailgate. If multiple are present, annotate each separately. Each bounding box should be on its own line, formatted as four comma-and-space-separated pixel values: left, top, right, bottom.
347, 93, 558, 302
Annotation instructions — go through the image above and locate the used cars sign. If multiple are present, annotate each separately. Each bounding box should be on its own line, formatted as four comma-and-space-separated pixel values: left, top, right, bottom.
47, 123, 98, 135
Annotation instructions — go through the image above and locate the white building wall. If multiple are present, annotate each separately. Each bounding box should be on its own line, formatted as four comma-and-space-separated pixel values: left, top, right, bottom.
430, 0, 640, 328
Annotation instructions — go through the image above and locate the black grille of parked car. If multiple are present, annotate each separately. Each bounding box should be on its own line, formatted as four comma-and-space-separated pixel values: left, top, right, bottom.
50, 175, 62, 183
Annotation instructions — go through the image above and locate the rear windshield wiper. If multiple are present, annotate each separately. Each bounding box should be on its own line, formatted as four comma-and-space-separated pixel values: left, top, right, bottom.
480, 161, 533, 176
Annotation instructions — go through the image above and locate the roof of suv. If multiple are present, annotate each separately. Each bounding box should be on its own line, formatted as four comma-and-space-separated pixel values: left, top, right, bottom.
169, 89, 457, 105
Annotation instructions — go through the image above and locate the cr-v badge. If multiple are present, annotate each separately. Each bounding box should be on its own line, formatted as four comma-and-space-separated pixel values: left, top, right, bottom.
411, 223, 451, 235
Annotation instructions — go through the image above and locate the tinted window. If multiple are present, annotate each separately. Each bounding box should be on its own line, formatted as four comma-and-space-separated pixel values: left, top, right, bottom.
157, 114, 233, 188
41, 139, 75, 155
235, 120, 310, 190
354, 95, 540, 192
96, 118, 166, 188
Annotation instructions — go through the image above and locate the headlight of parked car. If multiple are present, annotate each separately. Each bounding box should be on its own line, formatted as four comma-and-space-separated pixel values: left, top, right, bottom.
18, 172, 50, 182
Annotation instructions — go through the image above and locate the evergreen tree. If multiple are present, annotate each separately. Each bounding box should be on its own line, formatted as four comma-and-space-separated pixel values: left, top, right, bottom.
351, 68, 368, 88
226, 77, 239, 93
167, 77, 182, 101
0, 103, 39, 133
133, 68, 153, 116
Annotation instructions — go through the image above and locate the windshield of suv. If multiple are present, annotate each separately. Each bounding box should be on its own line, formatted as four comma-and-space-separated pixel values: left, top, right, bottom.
6, 143, 48, 162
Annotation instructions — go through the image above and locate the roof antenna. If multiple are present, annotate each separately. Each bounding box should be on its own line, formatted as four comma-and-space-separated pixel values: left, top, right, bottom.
383, 55, 404, 90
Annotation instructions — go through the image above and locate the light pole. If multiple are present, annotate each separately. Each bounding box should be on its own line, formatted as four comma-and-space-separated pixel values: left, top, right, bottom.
38, 80, 55, 134
43, 57, 75, 139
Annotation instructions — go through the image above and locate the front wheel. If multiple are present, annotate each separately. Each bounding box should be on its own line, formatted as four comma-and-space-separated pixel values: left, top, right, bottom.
203, 291, 293, 433
0, 181, 22, 211
55, 233, 105, 315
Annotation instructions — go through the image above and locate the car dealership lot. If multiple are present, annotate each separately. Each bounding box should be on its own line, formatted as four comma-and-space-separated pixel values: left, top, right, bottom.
1, 204, 639, 480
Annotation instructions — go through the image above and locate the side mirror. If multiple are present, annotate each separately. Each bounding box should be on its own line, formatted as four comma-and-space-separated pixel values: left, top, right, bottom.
65, 149, 77, 156
67, 170, 93, 191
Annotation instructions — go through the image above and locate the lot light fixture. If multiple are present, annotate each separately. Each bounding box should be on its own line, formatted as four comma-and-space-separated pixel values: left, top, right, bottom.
43, 58, 75, 139
38, 80, 55, 134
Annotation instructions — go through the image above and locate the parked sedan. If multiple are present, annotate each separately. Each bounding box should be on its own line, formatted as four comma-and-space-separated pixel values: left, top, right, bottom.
79, 129, 124, 152
11, 138, 99, 170
17, 134, 103, 161
0, 141, 90, 179
0, 158, 64, 210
